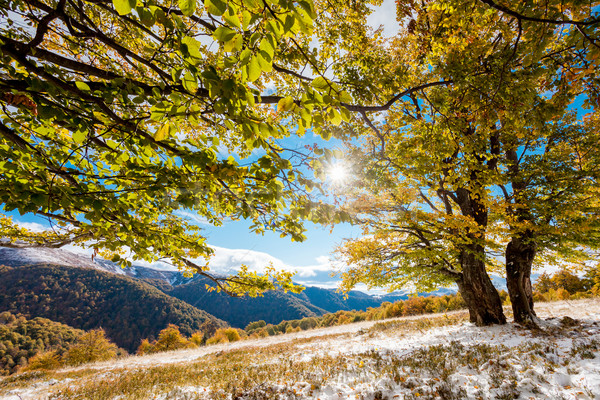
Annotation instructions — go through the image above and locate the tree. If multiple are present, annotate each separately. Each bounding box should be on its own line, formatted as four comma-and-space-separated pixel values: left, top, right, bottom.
0, 0, 354, 294
334, 0, 600, 325
469, 0, 600, 323
151, 324, 192, 352
63, 328, 118, 365
500, 111, 600, 323
3, 0, 599, 312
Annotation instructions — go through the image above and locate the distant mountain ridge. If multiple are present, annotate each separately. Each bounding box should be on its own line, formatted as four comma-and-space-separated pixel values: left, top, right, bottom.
0, 247, 406, 329
0, 246, 499, 330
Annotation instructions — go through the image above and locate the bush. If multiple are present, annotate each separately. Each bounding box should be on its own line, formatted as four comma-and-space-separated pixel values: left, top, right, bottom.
190, 332, 204, 346
249, 328, 269, 339
245, 320, 266, 332
206, 328, 244, 345
137, 339, 154, 356
64, 329, 118, 366
152, 325, 192, 353
24, 350, 62, 371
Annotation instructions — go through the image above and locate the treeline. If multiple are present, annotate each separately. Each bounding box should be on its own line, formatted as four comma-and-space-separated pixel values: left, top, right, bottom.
244, 293, 468, 338
159, 278, 327, 328
533, 267, 600, 301
131, 293, 467, 354
0, 312, 123, 375
0, 265, 226, 352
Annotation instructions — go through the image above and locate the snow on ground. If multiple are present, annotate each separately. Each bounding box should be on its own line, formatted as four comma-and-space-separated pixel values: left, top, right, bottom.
2, 299, 600, 399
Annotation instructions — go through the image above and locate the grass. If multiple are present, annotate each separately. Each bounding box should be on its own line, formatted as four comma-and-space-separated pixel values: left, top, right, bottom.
1, 307, 599, 399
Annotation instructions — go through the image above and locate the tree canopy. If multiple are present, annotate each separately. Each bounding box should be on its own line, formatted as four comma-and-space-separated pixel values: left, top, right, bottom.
0, 0, 357, 294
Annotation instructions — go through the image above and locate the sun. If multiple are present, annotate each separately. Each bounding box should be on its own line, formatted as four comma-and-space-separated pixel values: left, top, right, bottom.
327, 162, 349, 185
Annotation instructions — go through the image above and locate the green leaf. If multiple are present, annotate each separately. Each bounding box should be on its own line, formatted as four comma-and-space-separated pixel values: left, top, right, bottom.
181, 36, 202, 59
139, 8, 155, 27
182, 71, 198, 93
73, 129, 86, 144
214, 26, 237, 43
205, 0, 227, 16
257, 52, 273, 73
75, 81, 91, 91
320, 129, 332, 140
297, 0, 316, 18
240, 48, 252, 65
259, 37, 274, 60
339, 91, 353, 103
329, 107, 341, 125
283, 15, 295, 33
154, 123, 170, 141
311, 76, 329, 90
266, 20, 283, 41
224, 34, 244, 52
223, 9, 241, 28
244, 0, 261, 9
246, 57, 261, 82
340, 106, 351, 122
179, 0, 196, 16
113, 0, 136, 16
241, 10, 252, 29
277, 96, 294, 112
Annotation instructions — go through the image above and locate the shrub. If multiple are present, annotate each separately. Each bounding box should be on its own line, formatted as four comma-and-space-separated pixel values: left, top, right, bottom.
190, 332, 204, 346
137, 339, 154, 355
206, 328, 244, 345
403, 296, 428, 316
249, 328, 269, 339
64, 329, 118, 366
25, 350, 62, 371
152, 324, 192, 353
245, 320, 266, 334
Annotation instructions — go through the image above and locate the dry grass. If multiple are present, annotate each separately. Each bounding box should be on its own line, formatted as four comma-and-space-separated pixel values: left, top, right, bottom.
1, 299, 599, 400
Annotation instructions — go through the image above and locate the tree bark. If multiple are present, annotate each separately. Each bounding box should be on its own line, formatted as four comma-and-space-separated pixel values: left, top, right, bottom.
457, 244, 507, 325
506, 234, 537, 324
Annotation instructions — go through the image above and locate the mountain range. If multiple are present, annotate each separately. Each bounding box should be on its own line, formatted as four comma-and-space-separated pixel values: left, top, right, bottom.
0, 246, 467, 350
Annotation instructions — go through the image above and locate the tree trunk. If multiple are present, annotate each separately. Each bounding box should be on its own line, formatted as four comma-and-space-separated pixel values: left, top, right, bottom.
457, 245, 507, 326
506, 235, 537, 324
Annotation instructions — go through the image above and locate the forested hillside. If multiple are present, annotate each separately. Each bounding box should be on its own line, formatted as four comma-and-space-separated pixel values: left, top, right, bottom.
0, 312, 83, 375
160, 278, 328, 328
0, 265, 227, 352
0, 247, 421, 330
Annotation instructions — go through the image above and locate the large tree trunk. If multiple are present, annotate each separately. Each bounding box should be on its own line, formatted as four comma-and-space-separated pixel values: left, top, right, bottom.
457, 245, 507, 325
506, 234, 537, 324
504, 146, 538, 324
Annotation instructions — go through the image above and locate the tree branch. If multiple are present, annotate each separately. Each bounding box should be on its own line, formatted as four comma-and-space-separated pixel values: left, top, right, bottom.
478, 0, 600, 26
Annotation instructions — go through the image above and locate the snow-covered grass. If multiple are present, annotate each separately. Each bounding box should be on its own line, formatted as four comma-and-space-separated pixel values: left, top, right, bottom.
1, 299, 599, 400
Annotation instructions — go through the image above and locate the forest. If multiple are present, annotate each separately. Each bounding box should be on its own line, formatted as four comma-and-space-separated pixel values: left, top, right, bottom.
0, 265, 226, 352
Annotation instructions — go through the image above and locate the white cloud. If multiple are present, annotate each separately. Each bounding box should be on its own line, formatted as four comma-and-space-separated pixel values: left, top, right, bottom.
367, 0, 401, 38
204, 245, 343, 285
15, 221, 48, 233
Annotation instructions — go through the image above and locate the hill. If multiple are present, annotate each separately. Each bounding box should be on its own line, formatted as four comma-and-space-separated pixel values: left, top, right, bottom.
0, 312, 84, 375
0, 247, 416, 328
0, 264, 226, 352
0, 246, 469, 329
1, 299, 598, 399
162, 278, 328, 328
292, 286, 406, 313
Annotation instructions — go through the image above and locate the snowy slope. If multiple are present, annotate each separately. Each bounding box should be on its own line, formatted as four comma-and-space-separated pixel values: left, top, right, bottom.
2, 299, 599, 399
